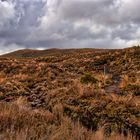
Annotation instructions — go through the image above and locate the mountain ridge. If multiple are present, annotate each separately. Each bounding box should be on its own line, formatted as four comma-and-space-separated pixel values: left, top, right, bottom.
0, 47, 121, 58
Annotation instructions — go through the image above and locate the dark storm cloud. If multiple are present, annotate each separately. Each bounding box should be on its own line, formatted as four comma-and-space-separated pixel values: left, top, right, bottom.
0, 0, 140, 54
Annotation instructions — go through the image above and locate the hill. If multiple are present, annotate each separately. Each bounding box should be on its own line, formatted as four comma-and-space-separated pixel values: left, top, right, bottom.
1, 48, 114, 58
0, 46, 139, 140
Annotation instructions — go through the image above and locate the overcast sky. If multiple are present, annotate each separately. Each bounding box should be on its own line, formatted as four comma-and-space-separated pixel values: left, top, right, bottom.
0, 0, 140, 54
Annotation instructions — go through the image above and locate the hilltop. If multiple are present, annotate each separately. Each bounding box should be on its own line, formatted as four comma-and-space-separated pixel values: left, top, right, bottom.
1, 48, 115, 58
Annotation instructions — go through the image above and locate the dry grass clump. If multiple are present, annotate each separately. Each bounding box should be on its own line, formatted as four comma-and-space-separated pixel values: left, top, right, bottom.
0, 99, 136, 140
0, 100, 94, 140
78, 84, 95, 98
0, 102, 54, 140
119, 75, 129, 89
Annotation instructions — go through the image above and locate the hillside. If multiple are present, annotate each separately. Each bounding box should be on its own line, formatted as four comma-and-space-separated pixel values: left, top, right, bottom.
1, 48, 113, 58
0, 46, 140, 140
1, 49, 41, 58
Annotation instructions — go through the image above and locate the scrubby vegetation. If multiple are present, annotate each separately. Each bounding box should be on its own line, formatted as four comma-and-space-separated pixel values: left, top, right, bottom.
0, 47, 139, 140
80, 73, 97, 84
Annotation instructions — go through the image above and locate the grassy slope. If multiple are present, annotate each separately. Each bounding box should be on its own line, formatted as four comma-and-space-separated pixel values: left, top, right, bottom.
0, 47, 139, 140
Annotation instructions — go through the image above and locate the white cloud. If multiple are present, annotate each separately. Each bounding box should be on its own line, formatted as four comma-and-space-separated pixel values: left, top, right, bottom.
0, 1, 15, 28
0, 41, 25, 55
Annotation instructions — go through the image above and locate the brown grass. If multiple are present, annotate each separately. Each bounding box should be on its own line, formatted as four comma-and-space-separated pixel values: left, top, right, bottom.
0, 99, 136, 140
0, 47, 139, 140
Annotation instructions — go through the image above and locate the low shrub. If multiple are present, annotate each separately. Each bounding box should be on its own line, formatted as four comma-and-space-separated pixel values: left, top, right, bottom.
80, 73, 97, 85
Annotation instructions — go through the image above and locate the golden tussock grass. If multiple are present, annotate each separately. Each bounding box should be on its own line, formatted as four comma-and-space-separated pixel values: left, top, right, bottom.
0, 100, 135, 140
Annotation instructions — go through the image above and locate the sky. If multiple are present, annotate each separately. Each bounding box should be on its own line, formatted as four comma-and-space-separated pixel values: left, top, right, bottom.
0, 0, 140, 54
